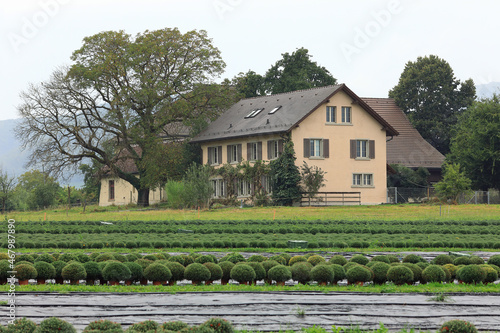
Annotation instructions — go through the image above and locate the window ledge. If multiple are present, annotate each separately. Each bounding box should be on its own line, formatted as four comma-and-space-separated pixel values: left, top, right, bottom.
325, 122, 353, 126
355, 157, 371, 161
308, 157, 325, 160
351, 185, 375, 188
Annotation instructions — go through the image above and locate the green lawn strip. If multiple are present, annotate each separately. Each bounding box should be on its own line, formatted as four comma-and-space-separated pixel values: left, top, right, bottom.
12, 282, 500, 293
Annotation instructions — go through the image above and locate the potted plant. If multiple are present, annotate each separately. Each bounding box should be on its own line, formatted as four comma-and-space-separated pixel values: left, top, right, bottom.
123, 261, 143, 285
346, 265, 372, 286
329, 255, 347, 266
52, 260, 68, 284
0, 260, 10, 285
184, 263, 211, 285
387, 265, 414, 285
102, 262, 131, 285
61, 262, 87, 285
291, 262, 312, 285
33, 261, 56, 285
6, 317, 37, 333
422, 265, 446, 283
267, 265, 291, 286
330, 264, 346, 285
15, 264, 37, 285
144, 263, 172, 285
83, 319, 123, 332
230, 264, 256, 285
307, 255, 326, 266
202, 262, 223, 285
83, 261, 102, 285
134, 259, 154, 285
310, 264, 334, 286
33, 317, 76, 333
218, 261, 234, 285
163, 261, 185, 286
370, 262, 391, 285
456, 265, 487, 284
246, 262, 266, 284
439, 319, 478, 333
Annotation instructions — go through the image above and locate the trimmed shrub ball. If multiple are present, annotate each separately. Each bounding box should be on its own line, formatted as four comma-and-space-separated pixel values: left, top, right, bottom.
162, 261, 185, 282
269, 255, 286, 265
83, 319, 123, 332
279, 253, 292, 265
349, 255, 369, 266
402, 263, 422, 283
453, 257, 472, 266
15, 264, 37, 281
0, 260, 11, 281
371, 255, 390, 264
185, 263, 211, 283
387, 265, 414, 285
218, 261, 235, 282
479, 265, 498, 283
125, 320, 158, 332
33, 317, 76, 333
230, 264, 256, 284
123, 261, 143, 282
33, 261, 56, 282
195, 255, 215, 264
267, 265, 292, 283
329, 255, 347, 266
370, 262, 391, 284
144, 263, 172, 282
330, 264, 346, 283
95, 253, 116, 262
35, 253, 55, 264
469, 256, 485, 265
83, 261, 102, 283
288, 255, 307, 266
291, 262, 312, 284
6, 318, 37, 333
402, 254, 424, 264
307, 255, 326, 266
220, 253, 245, 264
102, 262, 131, 283
246, 262, 266, 282
248, 255, 267, 262
310, 264, 334, 284
456, 265, 486, 284
346, 265, 372, 284
16, 254, 34, 263
487, 254, 500, 267
200, 317, 234, 333
438, 319, 478, 333
135, 259, 154, 271
432, 254, 454, 265
422, 265, 446, 283
261, 260, 280, 274
203, 262, 223, 281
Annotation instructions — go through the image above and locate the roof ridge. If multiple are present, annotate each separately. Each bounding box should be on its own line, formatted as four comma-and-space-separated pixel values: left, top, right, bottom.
241, 84, 342, 101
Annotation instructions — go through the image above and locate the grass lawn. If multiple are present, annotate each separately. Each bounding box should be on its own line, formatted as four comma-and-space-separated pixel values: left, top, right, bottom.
6, 203, 500, 222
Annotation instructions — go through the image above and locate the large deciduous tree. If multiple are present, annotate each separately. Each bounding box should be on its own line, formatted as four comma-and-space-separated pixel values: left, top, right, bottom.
389, 55, 476, 155
234, 48, 337, 98
16, 28, 237, 206
448, 96, 500, 190
0, 168, 16, 214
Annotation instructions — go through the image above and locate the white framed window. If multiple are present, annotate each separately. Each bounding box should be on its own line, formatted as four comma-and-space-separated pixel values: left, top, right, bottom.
356, 140, 368, 158
237, 179, 252, 197
247, 142, 262, 161
352, 173, 373, 187
207, 146, 221, 165
304, 138, 329, 158
310, 139, 323, 157
267, 140, 281, 160
326, 106, 336, 123
351, 139, 375, 159
210, 179, 225, 198
341, 106, 351, 123
227, 144, 241, 163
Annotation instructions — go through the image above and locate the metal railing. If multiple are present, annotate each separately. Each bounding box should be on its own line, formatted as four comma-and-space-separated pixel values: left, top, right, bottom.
300, 192, 361, 206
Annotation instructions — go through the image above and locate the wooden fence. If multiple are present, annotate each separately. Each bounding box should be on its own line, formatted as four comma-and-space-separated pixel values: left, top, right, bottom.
300, 192, 361, 206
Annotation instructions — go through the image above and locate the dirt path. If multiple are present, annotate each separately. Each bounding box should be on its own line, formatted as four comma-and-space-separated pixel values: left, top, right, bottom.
6, 291, 500, 332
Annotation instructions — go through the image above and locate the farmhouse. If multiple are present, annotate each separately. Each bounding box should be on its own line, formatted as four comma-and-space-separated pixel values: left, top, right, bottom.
191, 84, 398, 205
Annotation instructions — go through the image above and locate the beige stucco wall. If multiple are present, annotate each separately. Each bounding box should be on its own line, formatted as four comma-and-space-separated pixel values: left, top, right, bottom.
99, 177, 165, 206
200, 90, 388, 205
291, 90, 388, 204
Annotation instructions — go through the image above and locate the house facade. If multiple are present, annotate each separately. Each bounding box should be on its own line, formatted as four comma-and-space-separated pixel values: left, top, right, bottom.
191, 84, 398, 205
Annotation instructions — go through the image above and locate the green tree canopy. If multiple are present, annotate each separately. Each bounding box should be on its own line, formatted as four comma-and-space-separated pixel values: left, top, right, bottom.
448, 95, 500, 190
269, 138, 302, 206
16, 28, 238, 206
389, 55, 476, 154
0, 168, 16, 214
234, 48, 337, 98
387, 164, 430, 188
16, 170, 61, 210
434, 163, 472, 203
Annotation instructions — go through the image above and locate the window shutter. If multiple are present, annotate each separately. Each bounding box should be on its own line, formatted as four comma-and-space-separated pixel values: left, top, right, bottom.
201, 149, 204, 165
278, 140, 284, 154
304, 139, 310, 158
207, 147, 213, 164
247, 143, 251, 161
217, 146, 222, 164
267, 141, 272, 160
323, 139, 329, 158
326, 108, 330, 122
257, 142, 262, 160
369, 140, 375, 159
237, 144, 242, 162
350, 140, 356, 159
227, 145, 231, 162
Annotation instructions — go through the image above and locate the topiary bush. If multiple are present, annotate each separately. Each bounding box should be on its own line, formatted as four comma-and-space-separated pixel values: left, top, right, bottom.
248, 255, 266, 262
422, 265, 446, 283
220, 253, 245, 264
185, 263, 211, 284
370, 262, 391, 284
433, 254, 454, 265
246, 262, 266, 282
102, 262, 131, 283
479, 264, 499, 283
162, 321, 189, 331
95, 253, 116, 262
401, 263, 422, 283
15, 264, 37, 281
218, 260, 235, 283
61, 262, 87, 282
195, 255, 215, 264
387, 265, 414, 285
35, 254, 55, 264
456, 265, 486, 284
267, 265, 292, 284
438, 319, 478, 333
125, 320, 158, 332
6, 317, 37, 333
16, 254, 35, 263
83, 319, 123, 332
230, 264, 256, 284
453, 257, 472, 266
83, 261, 102, 284
0, 260, 11, 281
203, 262, 223, 282
143, 263, 172, 283
349, 254, 369, 265
200, 317, 234, 333
469, 256, 485, 265
310, 264, 334, 284
33, 317, 76, 333
329, 255, 347, 266
371, 255, 390, 264
291, 262, 312, 284
330, 264, 346, 284
307, 255, 326, 266
268, 255, 286, 265
33, 261, 56, 282
402, 254, 424, 264
487, 254, 500, 267
346, 265, 372, 284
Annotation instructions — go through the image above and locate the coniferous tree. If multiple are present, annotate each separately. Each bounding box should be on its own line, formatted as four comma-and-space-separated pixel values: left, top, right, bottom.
269, 138, 302, 206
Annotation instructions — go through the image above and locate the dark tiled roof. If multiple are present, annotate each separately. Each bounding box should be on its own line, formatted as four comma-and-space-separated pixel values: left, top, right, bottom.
363, 97, 445, 169
191, 84, 398, 143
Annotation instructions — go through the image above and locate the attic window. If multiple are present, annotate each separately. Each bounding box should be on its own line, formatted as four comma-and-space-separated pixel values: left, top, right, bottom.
268, 105, 282, 115
244, 108, 264, 118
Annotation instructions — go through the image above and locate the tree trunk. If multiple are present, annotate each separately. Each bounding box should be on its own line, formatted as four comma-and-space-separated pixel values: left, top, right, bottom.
138, 188, 150, 207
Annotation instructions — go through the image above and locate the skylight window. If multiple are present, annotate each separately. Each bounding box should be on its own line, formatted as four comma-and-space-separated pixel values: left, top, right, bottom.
268, 105, 282, 114
244, 108, 264, 119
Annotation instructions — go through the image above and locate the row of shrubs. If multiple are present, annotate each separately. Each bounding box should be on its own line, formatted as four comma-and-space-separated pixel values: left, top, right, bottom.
4, 239, 500, 250
0, 317, 233, 333
3, 252, 500, 286
0, 317, 482, 333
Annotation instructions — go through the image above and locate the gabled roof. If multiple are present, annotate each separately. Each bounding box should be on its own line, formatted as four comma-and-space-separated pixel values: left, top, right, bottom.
191, 84, 398, 143
363, 97, 445, 169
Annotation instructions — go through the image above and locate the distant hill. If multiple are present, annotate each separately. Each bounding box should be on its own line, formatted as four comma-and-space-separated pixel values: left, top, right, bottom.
476, 82, 500, 99
0, 118, 83, 186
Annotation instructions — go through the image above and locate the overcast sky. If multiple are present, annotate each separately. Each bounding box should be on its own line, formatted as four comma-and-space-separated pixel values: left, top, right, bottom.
1, 0, 499, 121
